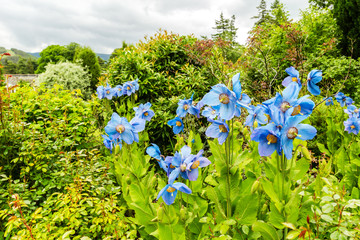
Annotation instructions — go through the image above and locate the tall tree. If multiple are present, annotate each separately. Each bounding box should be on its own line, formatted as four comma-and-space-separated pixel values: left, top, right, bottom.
211, 13, 238, 44
35, 45, 70, 73
334, 0, 360, 58
253, 0, 271, 26
74, 46, 101, 91
270, 0, 289, 25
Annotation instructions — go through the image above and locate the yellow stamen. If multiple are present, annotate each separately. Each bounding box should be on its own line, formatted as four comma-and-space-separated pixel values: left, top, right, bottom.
167, 187, 176, 193
291, 105, 301, 116
219, 93, 230, 104
219, 125, 228, 133
292, 77, 298, 82
144, 112, 149, 116
266, 134, 277, 144
191, 160, 200, 169
176, 121, 182, 127
351, 125, 355, 129
183, 104, 189, 110
115, 124, 125, 133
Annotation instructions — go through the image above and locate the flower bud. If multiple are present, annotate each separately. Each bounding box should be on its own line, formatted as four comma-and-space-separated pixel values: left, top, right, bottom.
114, 144, 121, 155
180, 205, 187, 221
157, 204, 164, 222
251, 179, 261, 194
301, 146, 311, 160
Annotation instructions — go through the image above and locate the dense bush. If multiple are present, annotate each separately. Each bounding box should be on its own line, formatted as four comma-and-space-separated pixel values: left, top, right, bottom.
107, 31, 238, 151
35, 61, 92, 99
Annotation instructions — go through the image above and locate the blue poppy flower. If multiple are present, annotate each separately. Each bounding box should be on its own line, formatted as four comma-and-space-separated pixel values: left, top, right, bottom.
176, 97, 193, 117
324, 97, 334, 106
114, 85, 124, 97
156, 182, 192, 205
335, 92, 353, 107
146, 143, 167, 171
104, 113, 135, 144
344, 117, 360, 135
251, 123, 281, 157
245, 105, 269, 129
306, 70, 322, 96
205, 119, 229, 145
202, 106, 220, 119
133, 102, 155, 122
102, 134, 120, 153
166, 145, 192, 182
104, 84, 115, 100
130, 117, 146, 143
96, 86, 105, 99
345, 105, 360, 118
184, 149, 211, 181
273, 82, 301, 115
123, 81, 136, 96
131, 79, 139, 91
281, 115, 317, 159
189, 100, 203, 118
167, 117, 184, 134
282, 67, 301, 87
201, 84, 237, 120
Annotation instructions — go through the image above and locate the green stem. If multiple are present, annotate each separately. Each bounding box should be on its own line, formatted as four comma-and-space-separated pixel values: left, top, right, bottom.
225, 125, 232, 218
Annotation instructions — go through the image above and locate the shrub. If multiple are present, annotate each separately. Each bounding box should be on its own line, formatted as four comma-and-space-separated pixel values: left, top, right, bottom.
36, 61, 91, 99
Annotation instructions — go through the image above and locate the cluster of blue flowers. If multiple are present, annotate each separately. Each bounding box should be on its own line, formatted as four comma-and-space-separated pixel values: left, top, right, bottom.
167, 94, 203, 134
248, 67, 321, 160
332, 92, 359, 135
146, 144, 210, 205
102, 102, 154, 152
96, 79, 139, 100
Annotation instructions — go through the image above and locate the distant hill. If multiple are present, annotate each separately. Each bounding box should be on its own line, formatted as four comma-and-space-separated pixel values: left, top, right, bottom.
27, 52, 110, 61
0, 47, 37, 64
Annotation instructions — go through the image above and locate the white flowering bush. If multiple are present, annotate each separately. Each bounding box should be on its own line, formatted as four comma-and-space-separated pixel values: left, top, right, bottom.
36, 61, 91, 98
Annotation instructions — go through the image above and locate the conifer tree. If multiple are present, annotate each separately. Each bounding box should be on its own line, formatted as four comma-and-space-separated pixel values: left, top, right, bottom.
253, 0, 271, 26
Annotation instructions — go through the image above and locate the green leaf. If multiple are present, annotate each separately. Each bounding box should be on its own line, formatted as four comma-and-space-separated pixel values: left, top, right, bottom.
261, 178, 280, 204
252, 221, 280, 240
234, 194, 258, 225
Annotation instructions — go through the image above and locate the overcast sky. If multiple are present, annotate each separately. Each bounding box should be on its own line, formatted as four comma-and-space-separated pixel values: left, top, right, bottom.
0, 0, 309, 54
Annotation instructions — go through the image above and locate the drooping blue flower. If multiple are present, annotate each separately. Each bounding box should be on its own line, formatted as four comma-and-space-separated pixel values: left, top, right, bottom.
335, 92, 353, 107
131, 79, 139, 91
202, 106, 220, 119
123, 81, 136, 96
306, 70, 322, 96
156, 182, 192, 205
96, 86, 105, 99
273, 82, 301, 117
166, 145, 192, 182
250, 123, 281, 157
130, 117, 146, 142
231, 73, 252, 117
189, 100, 203, 118
176, 97, 193, 117
281, 115, 317, 159
205, 119, 229, 145
282, 67, 301, 87
104, 113, 135, 144
345, 105, 360, 118
344, 117, 360, 135
324, 97, 334, 106
146, 143, 167, 171
184, 149, 211, 181
133, 102, 155, 122
102, 134, 120, 153
104, 84, 115, 100
201, 84, 237, 120
245, 105, 269, 129
114, 85, 124, 97
167, 117, 184, 134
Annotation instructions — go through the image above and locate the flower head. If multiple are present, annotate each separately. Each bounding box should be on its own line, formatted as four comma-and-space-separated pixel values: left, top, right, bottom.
146, 143, 167, 171
282, 67, 301, 87
114, 85, 124, 97
133, 102, 155, 121
344, 117, 360, 135
345, 105, 360, 118
167, 117, 184, 134
156, 182, 191, 205
96, 86, 105, 99
104, 113, 135, 144
201, 84, 237, 120
251, 123, 281, 157
306, 70, 322, 96
324, 97, 334, 106
205, 119, 229, 145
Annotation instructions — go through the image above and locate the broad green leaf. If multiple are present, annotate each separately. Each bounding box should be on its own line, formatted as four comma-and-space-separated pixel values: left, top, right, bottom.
234, 194, 258, 225
252, 221, 280, 240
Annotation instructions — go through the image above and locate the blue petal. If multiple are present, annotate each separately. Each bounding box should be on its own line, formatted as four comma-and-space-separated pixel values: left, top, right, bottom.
285, 66, 299, 77
307, 81, 320, 96
172, 182, 192, 194
146, 144, 161, 160
162, 190, 177, 205
205, 123, 221, 139
296, 124, 317, 140
180, 145, 192, 159
283, 138, 294, 160
258, 139, 277, 156
232, 73, 242, 99
219, 101, 236, 120
187, 167, 199, 181
168, 168, 180, 184
282, 82, 300, 101
121, 129, 135, 144
202, 90, 221, 106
